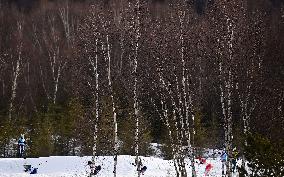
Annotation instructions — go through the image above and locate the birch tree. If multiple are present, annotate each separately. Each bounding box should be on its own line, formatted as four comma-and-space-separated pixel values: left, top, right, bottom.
92, 37, 100, 166
156, 66, 187, 176
216, 10, 235, 177
98, 12, 119, 176
212, 1, 247, 176
216, 14, 238, 177
133, 0, 142, 175
149, 3, 194, 174
86, 35, 100, 171
178, 9, 198, 177
152, 95, 180, 176
9, 19, 24, 120
40, 12, 68, 104
160, 73, 187, 177
235, 8, 266, 168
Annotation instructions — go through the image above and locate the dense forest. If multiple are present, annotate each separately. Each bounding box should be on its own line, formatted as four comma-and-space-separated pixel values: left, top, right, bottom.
0, 0, 283, 175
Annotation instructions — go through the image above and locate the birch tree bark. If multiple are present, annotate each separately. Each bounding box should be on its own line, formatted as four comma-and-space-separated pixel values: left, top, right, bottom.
42, 13, 68, 104
158, 69, 187, 177
215, 1, 247, 175
178, 9, 198, 177
217, 17, 234, 175
187, 75, 196, 177
99, 16, 119, 176
133, 0, 142, 176
93, 37, 99, 166
236, 8, 266, 169
153, 97, 180, 177
105, 29, 118, 177
85, 36, 100, 166
9, 20, 24, 120
81, 5, 102, 170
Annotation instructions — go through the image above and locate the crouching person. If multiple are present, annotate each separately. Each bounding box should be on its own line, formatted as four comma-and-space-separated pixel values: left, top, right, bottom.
88, 161, 101, 175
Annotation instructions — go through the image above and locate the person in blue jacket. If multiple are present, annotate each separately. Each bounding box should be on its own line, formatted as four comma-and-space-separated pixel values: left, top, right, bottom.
18, 134, 27, 158
221, 149, 228, 176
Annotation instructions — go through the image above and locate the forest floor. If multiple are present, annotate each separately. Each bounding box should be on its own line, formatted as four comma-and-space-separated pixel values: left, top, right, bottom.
0, 155, 240, 177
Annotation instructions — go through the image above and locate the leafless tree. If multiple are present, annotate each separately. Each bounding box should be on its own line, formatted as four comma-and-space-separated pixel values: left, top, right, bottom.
9, 18, 24, 120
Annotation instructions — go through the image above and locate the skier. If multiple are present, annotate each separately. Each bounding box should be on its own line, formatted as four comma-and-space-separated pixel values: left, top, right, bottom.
198, 156, 206, 164
88, 161, 101, 176
23, 164, 32, 172
139, 166, 147, 175
231, 147, 239, 173
134, 158, 147, 175
30, 167, 38, 174
18, 134, 27, 158
220, 149, 227, 176
204, 163, 213, 176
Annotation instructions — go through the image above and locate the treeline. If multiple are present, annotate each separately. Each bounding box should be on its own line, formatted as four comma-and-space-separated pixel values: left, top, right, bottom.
0, 0, 283, 162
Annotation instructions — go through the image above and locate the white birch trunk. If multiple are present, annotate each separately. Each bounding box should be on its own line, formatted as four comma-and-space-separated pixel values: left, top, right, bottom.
159, 73, 186, 177
174, 70, 184, 145
134, 0, 141, 176
59, 2, 71, 48
106, 35, 118, 177
179, 9, 192, 177
87, 38, 100, 165
9, 21, 23, 120
218, 17, 234, 177
179, 11, 186, 145
101, 26, 119, 177
164, 106, 180, 177
43, 15, 67, 105
153, 98, 180, 177
187, 75, 196, 177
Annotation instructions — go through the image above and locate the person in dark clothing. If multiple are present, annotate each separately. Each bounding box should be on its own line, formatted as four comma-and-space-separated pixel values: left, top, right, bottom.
30, 167, 38, 174
88, 161, 101, 175
231, 147, 239, 173
94, 165, 101, 175
139, 166, 147, 175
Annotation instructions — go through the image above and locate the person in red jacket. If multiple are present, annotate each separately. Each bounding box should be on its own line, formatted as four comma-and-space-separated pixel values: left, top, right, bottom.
205, 163, 213, 176
198, 157, 206, 164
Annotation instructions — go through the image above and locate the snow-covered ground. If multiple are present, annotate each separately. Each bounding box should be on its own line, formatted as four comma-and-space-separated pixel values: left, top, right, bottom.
0, 155, 240, 177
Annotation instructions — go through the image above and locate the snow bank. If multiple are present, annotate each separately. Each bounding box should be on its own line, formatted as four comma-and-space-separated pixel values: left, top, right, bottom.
0, 155, 234, 177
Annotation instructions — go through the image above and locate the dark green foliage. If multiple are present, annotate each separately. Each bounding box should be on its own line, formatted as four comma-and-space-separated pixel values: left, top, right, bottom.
24, 99, 84, 157
29, 114, 54, 157
0, 117, 17, 157
119, 114, 153, 156
206, 112, 222, 149
159, 138, 173, 160
96, 96, 114, 155
239, 133, 284, 177
118, 106, 152, 156
194, 110, 207, 148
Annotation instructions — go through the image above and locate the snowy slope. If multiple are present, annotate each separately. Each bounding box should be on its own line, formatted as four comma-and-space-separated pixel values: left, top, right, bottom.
0, 156, 236, 177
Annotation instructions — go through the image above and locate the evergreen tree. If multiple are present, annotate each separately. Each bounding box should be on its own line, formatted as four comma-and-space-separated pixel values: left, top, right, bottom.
239, 133, 284, 177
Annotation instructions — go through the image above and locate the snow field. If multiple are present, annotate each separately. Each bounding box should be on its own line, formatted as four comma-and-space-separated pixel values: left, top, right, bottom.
0, 155, 235, 177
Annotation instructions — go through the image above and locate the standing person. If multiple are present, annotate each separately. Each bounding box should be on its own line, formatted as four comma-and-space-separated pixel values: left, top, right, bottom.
220, 149, 228, 176
18, 134, 27, 158
231, 147, 239, 173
